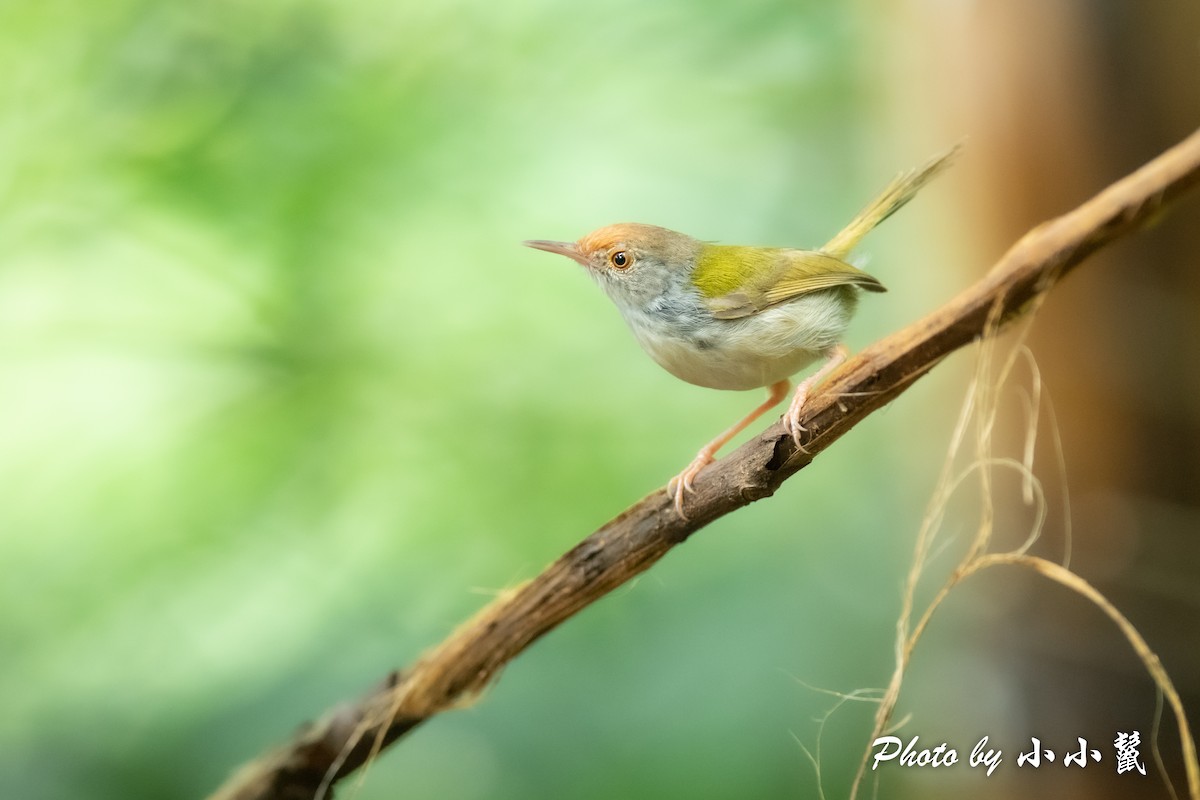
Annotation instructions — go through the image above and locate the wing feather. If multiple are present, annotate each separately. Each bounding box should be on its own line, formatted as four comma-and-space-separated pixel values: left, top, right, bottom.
703, 250, 885, 320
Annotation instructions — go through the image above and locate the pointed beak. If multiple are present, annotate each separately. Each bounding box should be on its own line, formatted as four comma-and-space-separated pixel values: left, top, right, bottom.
522, 239, 590, 268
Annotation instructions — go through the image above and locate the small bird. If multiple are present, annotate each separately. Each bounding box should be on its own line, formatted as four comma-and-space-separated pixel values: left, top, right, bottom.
525, 148, 956, 516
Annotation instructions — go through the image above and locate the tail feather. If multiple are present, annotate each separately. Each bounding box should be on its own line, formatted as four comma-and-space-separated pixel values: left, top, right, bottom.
821, 144, 961, 259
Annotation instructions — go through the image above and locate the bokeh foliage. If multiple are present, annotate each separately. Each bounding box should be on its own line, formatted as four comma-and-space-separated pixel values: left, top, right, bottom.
0, 1, 955, 797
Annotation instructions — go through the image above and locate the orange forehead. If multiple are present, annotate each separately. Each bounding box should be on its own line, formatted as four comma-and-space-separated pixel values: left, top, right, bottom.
578, 223, 670, 256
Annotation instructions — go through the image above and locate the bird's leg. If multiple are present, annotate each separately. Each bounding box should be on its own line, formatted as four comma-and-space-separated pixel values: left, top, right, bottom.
668, 379, 790, 518
784, 344, 849, 449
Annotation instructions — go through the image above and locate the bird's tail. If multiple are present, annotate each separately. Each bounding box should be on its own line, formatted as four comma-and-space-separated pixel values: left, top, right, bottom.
821, 143, 961, 259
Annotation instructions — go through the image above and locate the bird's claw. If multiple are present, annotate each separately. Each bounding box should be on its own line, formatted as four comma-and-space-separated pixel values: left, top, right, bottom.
667, 453, 713, 519
783, 388, 811, 453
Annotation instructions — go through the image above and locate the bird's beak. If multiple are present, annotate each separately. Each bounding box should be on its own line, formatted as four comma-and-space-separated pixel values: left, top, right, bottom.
522, 239, 590, 268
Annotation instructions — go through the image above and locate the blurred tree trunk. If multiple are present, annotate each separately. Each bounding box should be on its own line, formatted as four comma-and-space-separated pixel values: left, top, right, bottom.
873, 1, 1200, 797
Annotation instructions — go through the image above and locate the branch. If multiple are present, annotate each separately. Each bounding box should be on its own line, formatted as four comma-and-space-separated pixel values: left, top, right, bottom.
211, 128, 1200, 800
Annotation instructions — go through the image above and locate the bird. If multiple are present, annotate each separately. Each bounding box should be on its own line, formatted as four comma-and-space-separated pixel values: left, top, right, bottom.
524, 147, 956, 516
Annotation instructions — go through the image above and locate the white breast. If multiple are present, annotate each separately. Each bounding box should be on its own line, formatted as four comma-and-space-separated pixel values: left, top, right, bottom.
622, 290, 856, 391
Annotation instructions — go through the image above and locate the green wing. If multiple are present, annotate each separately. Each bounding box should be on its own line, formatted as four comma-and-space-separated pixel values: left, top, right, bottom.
699, 145, 957, 320
702, 248, 885, 320
696, 145, 955, 321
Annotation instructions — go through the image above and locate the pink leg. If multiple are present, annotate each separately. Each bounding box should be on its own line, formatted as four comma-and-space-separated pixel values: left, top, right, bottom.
783, 344, 849, 449
668, 379, 790, 518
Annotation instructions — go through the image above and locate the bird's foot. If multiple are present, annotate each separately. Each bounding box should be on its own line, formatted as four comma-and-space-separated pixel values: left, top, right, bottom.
783, 387, 811, 453
667, 451, 715, 519
783, 344, 849, 454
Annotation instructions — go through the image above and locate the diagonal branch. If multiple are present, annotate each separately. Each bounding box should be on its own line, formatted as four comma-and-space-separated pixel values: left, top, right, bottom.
211, 127, 1200, 800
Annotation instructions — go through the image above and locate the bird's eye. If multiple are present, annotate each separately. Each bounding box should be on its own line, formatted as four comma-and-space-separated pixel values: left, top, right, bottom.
610, 251, 631, 269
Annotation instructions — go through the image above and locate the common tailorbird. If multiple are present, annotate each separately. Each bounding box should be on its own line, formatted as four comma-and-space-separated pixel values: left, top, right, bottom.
525, 147, 956, 516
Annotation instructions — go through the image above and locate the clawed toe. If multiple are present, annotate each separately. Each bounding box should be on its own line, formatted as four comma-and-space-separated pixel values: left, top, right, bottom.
784, 417, 808, 452
667, 455, 711, 518
784, 391, 811, 452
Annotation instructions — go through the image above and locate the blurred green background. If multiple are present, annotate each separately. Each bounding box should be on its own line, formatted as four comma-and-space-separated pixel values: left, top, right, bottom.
3, 1, 1197, 799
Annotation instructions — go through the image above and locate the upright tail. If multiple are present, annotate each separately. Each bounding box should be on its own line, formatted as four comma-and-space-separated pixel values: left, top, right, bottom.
821, 144, 961, 259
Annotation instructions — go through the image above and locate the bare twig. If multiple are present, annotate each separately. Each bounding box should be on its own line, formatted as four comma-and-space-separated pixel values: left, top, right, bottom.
210, 128, 1200, 800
